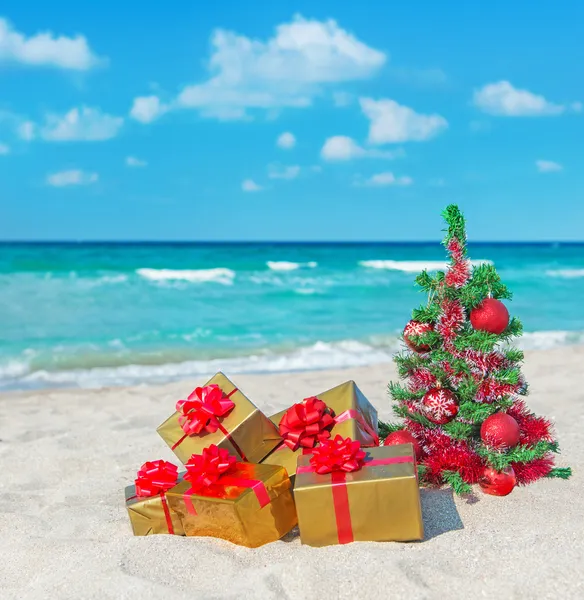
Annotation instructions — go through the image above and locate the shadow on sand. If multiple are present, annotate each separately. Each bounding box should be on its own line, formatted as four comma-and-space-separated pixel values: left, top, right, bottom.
282, 487, 468, 544
420, 487, 466, 541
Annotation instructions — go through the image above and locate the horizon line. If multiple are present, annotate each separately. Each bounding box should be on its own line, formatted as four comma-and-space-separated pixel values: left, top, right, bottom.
1, 240, 584, 245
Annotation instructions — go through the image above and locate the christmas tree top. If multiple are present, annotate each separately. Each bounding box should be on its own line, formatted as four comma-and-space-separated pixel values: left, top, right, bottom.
383, 204, 571, 496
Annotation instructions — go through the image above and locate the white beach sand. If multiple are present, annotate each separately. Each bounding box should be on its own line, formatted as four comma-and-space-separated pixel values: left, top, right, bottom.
1, 347, 582, 599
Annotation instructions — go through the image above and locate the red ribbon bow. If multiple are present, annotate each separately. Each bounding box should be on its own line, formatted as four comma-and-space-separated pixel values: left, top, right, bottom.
309, 435, 367, 474
278, 396, 335, 451
134, 460, 179, 497
176, 384, 235, 436
184, 444, 237, 492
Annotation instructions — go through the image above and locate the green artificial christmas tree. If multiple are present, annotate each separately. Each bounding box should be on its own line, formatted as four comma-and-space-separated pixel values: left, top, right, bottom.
382, 205, 571, 495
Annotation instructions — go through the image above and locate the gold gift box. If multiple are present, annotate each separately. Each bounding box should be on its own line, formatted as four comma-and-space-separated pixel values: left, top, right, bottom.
124, 484, 184, 536
261, 380, 378, 482
166, 462, 297, 548
294, 443, 423, 547
157, 372, 281, 465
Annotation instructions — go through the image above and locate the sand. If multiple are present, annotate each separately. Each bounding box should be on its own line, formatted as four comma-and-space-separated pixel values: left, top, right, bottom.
1, 346, 582, 599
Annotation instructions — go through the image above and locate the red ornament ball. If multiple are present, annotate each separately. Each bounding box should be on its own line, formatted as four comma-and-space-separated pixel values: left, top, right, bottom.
383, 429, 422, 460
422, 387, 459, 425
403, 320, 433, 353
479, 466, 516, 496
470, 298, 509, 334
480, 413, 521, 450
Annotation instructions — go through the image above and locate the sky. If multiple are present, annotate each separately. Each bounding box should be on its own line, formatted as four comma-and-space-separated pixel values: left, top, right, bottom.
1, 1, 584, 241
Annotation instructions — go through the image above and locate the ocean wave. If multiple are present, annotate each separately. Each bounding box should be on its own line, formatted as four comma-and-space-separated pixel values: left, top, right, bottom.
83, 274, 129, 288
358, 259, 493, 272
136, 268, 235, 285
519, 330, 584, 349
2, 330, 584, 390
266, 261, 318, 271
545, 269, 584, 279
0, 339, 395, 390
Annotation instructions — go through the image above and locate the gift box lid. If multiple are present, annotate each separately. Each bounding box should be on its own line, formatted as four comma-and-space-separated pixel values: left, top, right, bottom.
269, 380, 378, 444
166, 461, 292, 507
295, 442, 417, 489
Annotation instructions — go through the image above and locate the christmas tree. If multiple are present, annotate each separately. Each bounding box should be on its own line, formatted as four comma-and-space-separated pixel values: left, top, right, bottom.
382, 205, 571, 496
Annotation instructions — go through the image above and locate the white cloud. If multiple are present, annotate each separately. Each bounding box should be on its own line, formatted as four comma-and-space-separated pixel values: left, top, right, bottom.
358, 172, 413, 187
46, 169, 98, 187
276, 132, 296, 149
18, 120, 36, 140
241, 179, 263, 192
268, 164, 301, 180
173, 15, 386, 120
320, 135, 404, 161
126, 156, 147, 167
360, 98, 448, 144
429, 177, 446, 187
39, 106, 123, 141
0, 17, 102, 70
572, 101, 583, 113
130, 95, 168, 123
536, 160, 563, 173
473, 81, 566, 116
0, 142, 10, 155
332, 91, 353, 107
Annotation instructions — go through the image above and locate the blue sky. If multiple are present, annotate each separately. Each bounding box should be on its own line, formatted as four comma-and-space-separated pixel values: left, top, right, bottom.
1, 1, 583, 241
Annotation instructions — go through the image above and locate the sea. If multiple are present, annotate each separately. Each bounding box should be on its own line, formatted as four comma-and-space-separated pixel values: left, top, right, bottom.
1, 242, 584, 391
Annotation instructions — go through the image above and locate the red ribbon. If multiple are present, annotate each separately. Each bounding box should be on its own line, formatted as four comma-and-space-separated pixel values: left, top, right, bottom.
184, 445, 236, 490
278, 396, 335, 451
171, 385, 247, 460
309, 435, 367, 474
176, 384, 236, 435
333, 409, 379, 446
297, 437, 414, 544
182, 445, 270, 515
128, 459, 179, 534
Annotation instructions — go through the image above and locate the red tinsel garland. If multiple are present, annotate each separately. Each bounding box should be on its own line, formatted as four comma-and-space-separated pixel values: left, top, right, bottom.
408, 367, 438, 392
441, 360, 466, 387
511, 456, 554, 484
464, 349, 509, 375
506, 400, 553, 445
437, 298, 465, 353
445, 239, 470, 288
423, 439, 485, 485
475, 378, 522, 403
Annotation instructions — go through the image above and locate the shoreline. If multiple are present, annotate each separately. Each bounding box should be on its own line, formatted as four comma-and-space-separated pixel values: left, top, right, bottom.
1, 345, 583, 398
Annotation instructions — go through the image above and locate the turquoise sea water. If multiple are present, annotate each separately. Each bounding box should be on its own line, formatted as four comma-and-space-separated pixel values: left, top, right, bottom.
2, 242, 584, 390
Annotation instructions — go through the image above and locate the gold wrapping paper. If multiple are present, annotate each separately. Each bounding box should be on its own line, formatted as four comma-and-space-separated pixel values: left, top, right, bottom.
294, 443, 423, 547
157, 372, 281, 465
261, 380, 378, 482
125, 484, 184, 536
166, 462, 297, 548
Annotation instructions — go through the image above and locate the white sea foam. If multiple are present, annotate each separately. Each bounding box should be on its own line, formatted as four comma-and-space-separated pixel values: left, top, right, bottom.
98, 274, 128, 284
83, 274, 129, 288
4, 340, 395, 390
545, 269, 584, 279
3, 331, 584, 390
136, 268, 235, 285
519, 330, 584, 350
358, 259, 493, 272
266, 261, 318, 271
